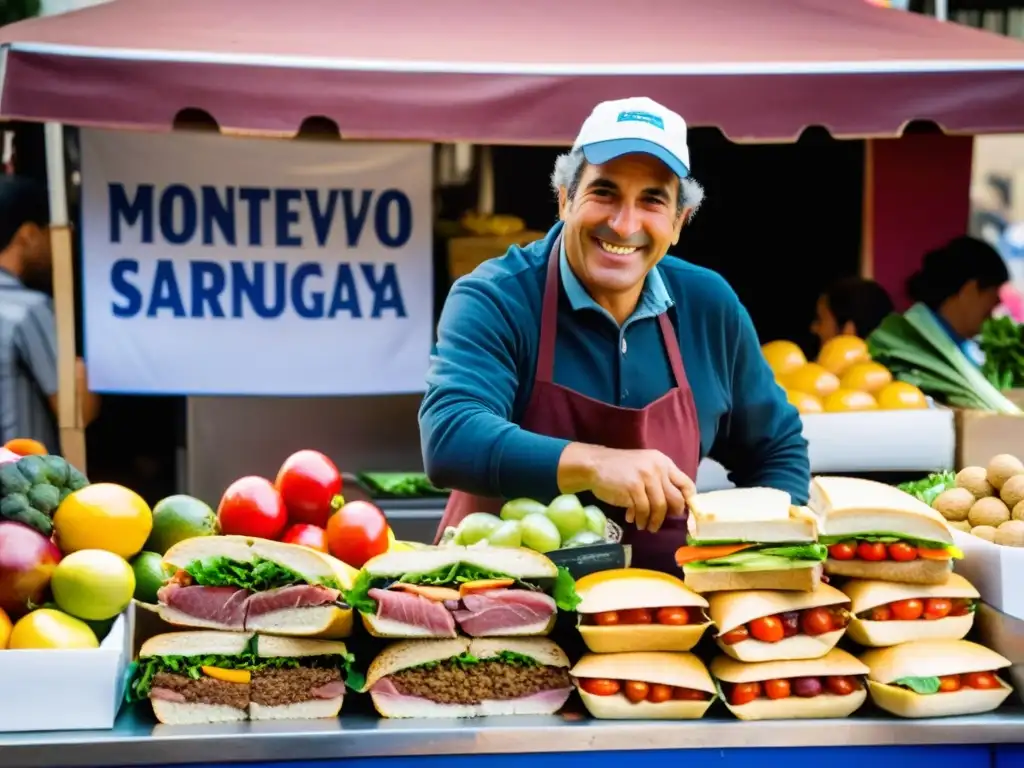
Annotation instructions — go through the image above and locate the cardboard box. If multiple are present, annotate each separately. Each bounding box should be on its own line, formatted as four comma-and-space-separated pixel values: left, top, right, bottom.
952, 528, 1024, 621
0, 611, 131, 732
974, 602, 1024, 704
955, 409, 1024, 469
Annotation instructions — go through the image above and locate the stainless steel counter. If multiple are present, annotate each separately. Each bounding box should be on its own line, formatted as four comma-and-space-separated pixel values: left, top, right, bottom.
4, 707, 1024, 768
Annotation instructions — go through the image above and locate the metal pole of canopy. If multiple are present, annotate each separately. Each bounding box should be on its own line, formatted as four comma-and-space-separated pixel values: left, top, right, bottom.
935, 0, 949, 21
44, 122, 86, 471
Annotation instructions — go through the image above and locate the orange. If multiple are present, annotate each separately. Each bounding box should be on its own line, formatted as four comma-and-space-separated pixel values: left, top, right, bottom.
4, 438, 47, 456
823, 389, 879, 412
53, 483, 153, 559
817, 335, 870, 376
781, 363, 841, 399
784, 389, 824, 415
761, 340, 806, 378
0, 606, 11, 649
839, 361, 893, 394
877, 381, 928, 410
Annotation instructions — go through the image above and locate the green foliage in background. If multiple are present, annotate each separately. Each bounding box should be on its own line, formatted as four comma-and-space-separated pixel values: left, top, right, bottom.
1, 0, 41, 26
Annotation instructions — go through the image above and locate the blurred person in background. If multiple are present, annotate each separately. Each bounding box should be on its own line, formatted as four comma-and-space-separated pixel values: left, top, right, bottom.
810, 276, 894, 348
0, 175, 99, 452
906, 235, 1009, 365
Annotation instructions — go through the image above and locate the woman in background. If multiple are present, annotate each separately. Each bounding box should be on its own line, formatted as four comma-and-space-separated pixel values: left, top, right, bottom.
906, 236, 1009, 365
811, 276, 894, 347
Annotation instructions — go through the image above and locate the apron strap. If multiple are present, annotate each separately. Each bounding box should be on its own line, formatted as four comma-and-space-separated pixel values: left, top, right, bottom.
658, 311, 690, 390
536, 234, 563, 384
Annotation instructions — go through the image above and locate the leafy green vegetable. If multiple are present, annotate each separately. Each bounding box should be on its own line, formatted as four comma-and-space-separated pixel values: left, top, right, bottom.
359, 472, 448, 497
184, 556, 339, 592
980, 316, 1024, 391
894, 676, 941, 695
868, 304, 1022, 413
898, 472, 957, 506
344, 562, 580, 613
0, 454, 89, 536
683, 543, 827, 571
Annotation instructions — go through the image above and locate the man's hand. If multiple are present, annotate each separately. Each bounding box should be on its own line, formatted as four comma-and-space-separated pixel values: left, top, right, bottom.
557, 444, 696, 534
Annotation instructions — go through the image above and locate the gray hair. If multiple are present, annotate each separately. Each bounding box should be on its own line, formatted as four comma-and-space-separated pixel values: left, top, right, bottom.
550, 147, 704, 220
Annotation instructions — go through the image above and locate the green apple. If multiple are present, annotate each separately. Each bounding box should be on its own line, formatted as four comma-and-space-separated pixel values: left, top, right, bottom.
583, 505, 607, 537
545, 494, 587, 541
500, 498, 547, 521
455, 512, 502, 545
520, 514, 562, 554
487, 520, 523, 548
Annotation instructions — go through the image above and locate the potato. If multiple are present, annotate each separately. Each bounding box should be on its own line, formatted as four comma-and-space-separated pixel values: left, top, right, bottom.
947, 520, 972, 533
933, 488, 975, 522
971, 525, 998, 542
968, 496, 1011, 528
956, 466, 994, 499
987, 454, 1024, 491
995, 520, 1024, 547
1001, 475, 1024, 510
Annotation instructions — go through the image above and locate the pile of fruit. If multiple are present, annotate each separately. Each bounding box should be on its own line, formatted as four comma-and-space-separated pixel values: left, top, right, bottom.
440, 494, 613, 554
761, 336, 928, 414
919, 454, 1024, 546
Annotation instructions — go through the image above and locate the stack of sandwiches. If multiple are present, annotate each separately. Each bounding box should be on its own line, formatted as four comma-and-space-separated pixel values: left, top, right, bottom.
130, 536, 361, 724
354, 546, 580, 719
568, 568, 717, 719
812, 476, 1013, 718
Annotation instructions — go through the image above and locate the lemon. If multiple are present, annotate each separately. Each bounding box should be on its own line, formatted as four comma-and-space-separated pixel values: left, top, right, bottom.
51, 549, 135, 621
8, 608, 99, 649
823, 389, 879, 412
817, 335, 870, 376
877, 381, 928, 410
0, 606, 11, 649
54, 483, 153, 558
839, 361, 893, 394
785, 389, 824, 414
762, 340, 806, 378
781, 363, 841, 399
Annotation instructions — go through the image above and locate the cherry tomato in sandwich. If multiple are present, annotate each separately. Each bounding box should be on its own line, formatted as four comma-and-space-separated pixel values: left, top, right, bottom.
857, 541, 888, 561
828, 542, 857, 561
749, 615, 785, 643
887, 542, 918, 562
274, 450, 343, 527
729, 682, 761, 706
217, 476, 288, 540
720, 626, 750, 645
326, 500, 389, 568
923, 598, 953, 620
890, 599, 924, 621
673, 687, 706, 701
281, 523, 329, 553
779, 611, 801, 637
580, 679, 620, 696
964, 672, 999, 690
624, 681, 649, 703
656, 607, 690, 625
620, 608, 653, 624
949, 599, 973, 617
869, 605, 893, 622
594, 611, 620, 626
647, 684, 673, 703
800, 607, 834, 636
764, 679, 791, 700
825, 676, 857, 696
938, 675, 962, 692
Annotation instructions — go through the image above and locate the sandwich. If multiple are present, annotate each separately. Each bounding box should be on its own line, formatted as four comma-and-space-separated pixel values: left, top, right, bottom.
708, 584, 851, 662
861, 639, 1012, 718
345, 546, 579, 638
574, 568, 711, 653
364, 636, 573, 718
570, 651, 716, 719
153, 535, 355, 638
129, 631, 361, 724
842, 574, 980, 647
710, 648, 869, 721
810, 476, 963, 585
675, 488, 826, 593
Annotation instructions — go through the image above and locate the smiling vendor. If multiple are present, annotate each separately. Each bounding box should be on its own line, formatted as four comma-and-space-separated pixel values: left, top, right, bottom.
419, 97, 810, 571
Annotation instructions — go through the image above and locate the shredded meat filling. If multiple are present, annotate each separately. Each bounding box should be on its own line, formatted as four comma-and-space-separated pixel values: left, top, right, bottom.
389, 661, 571, 705
251, 668, 342, 707
152, 672, 249, 709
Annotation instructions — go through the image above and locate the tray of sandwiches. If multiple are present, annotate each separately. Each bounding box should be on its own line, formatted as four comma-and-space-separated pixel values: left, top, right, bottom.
122, 475, 1014, 726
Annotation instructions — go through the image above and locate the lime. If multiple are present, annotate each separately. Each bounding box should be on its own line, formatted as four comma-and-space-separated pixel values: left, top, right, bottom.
51, 549, 135, 621
545, 494, 587, 540
8, 608, 98, 649
145, 495, 218, 555
131, 550, 174, 604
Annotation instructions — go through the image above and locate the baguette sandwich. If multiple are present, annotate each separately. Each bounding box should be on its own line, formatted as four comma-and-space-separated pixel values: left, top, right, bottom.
346, 546, 579, 639
676, 488, 826, 593
571, 652, 716, 719
711, 648, 869, 720
708, 584, 851, 662
152, 536, 356, 638
842, 574, 979, 647
861, 639, 1012, 718
575, 568, 711, 653
129, 631, 360, 724
364, 636, 573, 718
811, 476, 963, 585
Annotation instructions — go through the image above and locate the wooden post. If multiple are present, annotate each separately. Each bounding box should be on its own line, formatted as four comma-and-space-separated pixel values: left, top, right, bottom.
860, 139, 875, 281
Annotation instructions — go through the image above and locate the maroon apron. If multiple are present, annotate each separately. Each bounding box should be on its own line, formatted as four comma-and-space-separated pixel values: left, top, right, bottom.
435, 234, 702, 573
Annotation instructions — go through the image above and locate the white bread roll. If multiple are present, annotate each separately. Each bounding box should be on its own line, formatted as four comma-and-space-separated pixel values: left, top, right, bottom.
151, 700, 248, 725
140, 630, 253, 658
249, 698, 343, 721
811, 476, 953, 544
361, 546, 556, 579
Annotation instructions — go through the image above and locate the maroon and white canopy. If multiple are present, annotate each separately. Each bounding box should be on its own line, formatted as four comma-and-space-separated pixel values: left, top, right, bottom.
3, 0, 1024, 142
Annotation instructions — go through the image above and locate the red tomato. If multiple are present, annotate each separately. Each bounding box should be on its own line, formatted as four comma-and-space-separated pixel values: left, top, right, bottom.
749, 615, 785, 643
281, 524, 329, 553
857, 541, 888, 561
624, 681, 649, 703
828, 542, 857, 561
619, 608, 653, 624
964, 672, 998, 690
594, 611, 620, 626
800, 607, 834, 636
729, 682, 761, 706
890, 599, 924, 621
656, 607, 690, 625
646, 684, 673, 703
764, 679, 791, 700
217, 476, 288, 540
887, 542, 918, 562
923, 598, 953, 620
939, 675, 962, 692
579, 678, 620, 696
949, 599, 974, 617
274, 450, 343, 527
720, 626, 750, 645
673, 687, 707, 701
825, 676, 857, 696
869, 605, 893, 622
326, 501, 389, 568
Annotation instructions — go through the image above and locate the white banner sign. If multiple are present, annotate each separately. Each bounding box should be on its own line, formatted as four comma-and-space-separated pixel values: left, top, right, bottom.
80, 131, 433, 396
